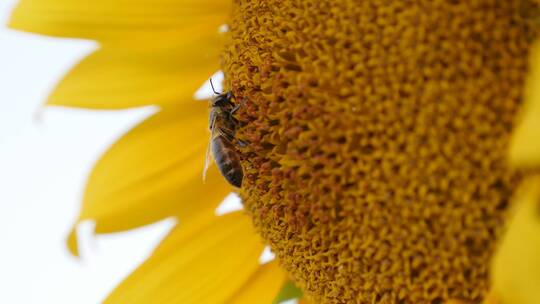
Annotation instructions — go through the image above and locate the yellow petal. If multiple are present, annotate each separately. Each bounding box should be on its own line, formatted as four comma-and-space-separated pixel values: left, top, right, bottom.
47, 31, 221, 109
491, 176, 540, 304
227, 262, 287, 304
298, 298, 311, 304
105, 211, 265, 304
510, 40, 540, 168
8, 0, 230, 40
481, 289, 500, 304
70, 104, 230, 249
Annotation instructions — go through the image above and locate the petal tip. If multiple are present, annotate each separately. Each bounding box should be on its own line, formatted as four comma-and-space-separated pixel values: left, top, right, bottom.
66, 223, 80, 257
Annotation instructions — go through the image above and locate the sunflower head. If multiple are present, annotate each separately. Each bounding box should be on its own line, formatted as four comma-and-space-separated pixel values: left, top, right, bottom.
223, 0, 539, 302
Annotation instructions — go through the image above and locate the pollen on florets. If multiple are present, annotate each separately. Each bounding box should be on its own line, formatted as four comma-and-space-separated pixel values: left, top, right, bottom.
223, 1, 539, 303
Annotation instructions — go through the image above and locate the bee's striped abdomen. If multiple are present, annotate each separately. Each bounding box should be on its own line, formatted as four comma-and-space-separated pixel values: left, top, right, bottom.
212, 136, 243, 187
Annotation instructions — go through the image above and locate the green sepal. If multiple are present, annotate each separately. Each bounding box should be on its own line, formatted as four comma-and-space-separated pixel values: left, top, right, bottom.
273, 281, 303, 304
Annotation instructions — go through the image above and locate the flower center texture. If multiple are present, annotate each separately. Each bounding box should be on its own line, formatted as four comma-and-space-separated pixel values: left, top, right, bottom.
223, 1, 539, 303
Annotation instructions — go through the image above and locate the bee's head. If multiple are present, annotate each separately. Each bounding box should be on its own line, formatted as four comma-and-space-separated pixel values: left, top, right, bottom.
211, 93, 233, 108
210, 78, 235, 108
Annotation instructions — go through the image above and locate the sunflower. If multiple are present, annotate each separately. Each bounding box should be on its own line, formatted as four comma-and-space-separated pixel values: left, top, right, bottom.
8, 0, 294, 303
220, 0, 540, 303
10, 0, 540, 303
490, 41, 540, 304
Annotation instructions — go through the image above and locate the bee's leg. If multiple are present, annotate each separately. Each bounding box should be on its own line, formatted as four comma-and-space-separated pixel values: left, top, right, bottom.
209, 111, 216, 131
231, 116, 240, 126
231, 104, 241, 115
230, 98, 247, 115
237, 139, 248, 148
219, 127, 246, 148
217, 127, 235, 143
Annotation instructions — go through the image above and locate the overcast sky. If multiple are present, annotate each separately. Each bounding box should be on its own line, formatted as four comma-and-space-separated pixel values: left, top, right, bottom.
0, 0, 275, 302
0, 1, 176, 303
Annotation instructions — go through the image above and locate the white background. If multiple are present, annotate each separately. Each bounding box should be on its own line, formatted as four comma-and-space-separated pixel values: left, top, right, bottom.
0, 0, 181, 302
0, 0, 276, 302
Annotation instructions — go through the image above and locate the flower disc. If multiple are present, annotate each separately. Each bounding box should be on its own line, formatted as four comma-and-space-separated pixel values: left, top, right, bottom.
223, 1, 539, 302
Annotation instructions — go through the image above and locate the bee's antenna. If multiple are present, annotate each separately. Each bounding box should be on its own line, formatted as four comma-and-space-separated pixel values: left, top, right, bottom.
209, 78, 220, 95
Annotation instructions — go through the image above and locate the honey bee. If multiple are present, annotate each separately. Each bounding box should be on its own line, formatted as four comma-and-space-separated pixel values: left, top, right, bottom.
203, 79, 245, 187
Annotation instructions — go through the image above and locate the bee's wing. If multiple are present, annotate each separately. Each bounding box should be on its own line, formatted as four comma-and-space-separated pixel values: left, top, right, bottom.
203, 114, 217, 182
